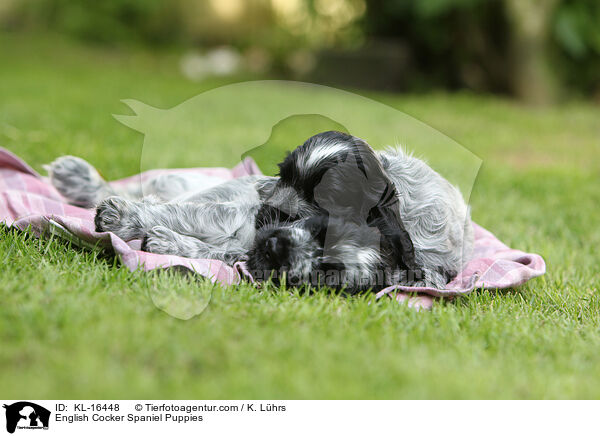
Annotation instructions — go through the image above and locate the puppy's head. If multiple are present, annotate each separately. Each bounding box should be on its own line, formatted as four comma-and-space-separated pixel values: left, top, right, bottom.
249, 131, 416, 291
246, 216, 323, 287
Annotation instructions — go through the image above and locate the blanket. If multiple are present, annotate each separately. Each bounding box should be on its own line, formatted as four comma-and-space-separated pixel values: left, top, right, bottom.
0, 147, 546, 310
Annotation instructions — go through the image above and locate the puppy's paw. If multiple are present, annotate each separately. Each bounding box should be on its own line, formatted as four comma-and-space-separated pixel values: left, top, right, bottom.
45, 155, 109, 208
141, 226, 181, 255
94, 196, 143, 240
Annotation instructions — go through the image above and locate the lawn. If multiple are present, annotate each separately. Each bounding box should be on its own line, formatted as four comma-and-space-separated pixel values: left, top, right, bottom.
1, 33, 599, 399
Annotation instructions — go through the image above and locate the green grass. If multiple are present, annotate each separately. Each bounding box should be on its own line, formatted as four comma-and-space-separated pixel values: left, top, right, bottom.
1, 33, 599, 399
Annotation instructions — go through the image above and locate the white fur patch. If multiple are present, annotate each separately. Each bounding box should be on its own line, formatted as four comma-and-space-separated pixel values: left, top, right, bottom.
301, 143, 349, 171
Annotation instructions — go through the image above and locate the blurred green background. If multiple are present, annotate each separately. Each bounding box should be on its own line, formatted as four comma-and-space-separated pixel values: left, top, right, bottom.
2, 0, 599, 103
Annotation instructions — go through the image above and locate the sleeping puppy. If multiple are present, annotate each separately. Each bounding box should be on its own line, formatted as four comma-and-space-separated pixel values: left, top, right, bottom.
247, 131, 418, 292
46, 131, 473, 292
246, 131, 473, 291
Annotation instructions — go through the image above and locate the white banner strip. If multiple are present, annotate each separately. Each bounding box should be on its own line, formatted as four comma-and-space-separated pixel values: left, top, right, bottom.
1, 400, 595, 436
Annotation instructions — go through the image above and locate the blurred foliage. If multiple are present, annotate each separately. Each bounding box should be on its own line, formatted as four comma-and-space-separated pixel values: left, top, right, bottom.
0, 0, 599, 98
360, 0, 511, 92
552, 0, 600, 95
0, 0, 365, 51
361, 0, 600, 98
0, 0, 182, 45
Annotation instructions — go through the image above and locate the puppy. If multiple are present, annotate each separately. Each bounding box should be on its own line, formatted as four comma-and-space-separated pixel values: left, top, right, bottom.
46, 131, 473, 291
246, 131, 473, 291
247, 131, 417, 291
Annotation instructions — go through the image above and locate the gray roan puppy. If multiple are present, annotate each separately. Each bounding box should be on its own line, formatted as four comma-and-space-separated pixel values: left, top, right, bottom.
46, 131, 473, 293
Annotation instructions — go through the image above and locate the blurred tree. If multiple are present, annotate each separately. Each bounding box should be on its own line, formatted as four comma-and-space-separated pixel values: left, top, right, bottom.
504, 0, 559, 103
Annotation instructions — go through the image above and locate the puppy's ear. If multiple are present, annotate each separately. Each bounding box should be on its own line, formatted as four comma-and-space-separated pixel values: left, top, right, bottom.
307, 135, 416, 269
369, 186, 416, 271
313, 139, 388, 220
350, 142, 416, 270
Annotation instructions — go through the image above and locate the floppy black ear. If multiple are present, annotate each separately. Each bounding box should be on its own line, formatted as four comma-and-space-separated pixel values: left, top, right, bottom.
353, 143, 416, 271
366, 179, 416, 271
312, 136, 391, 220
304, 134, 416, 270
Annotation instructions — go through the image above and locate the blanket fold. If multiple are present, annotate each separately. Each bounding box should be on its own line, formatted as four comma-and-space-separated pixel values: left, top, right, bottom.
0, 147, 545, 309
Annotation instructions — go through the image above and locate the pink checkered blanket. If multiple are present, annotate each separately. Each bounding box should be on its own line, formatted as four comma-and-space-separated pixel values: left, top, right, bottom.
0, 147, 545, 309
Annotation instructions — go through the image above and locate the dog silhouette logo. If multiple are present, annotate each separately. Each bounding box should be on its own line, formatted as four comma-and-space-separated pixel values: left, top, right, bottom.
3, 402, 50, 433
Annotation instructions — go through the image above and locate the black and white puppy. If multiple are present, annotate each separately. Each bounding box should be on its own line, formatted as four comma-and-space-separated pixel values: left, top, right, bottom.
247, 131, 418, 292
46, 131, 473, 292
